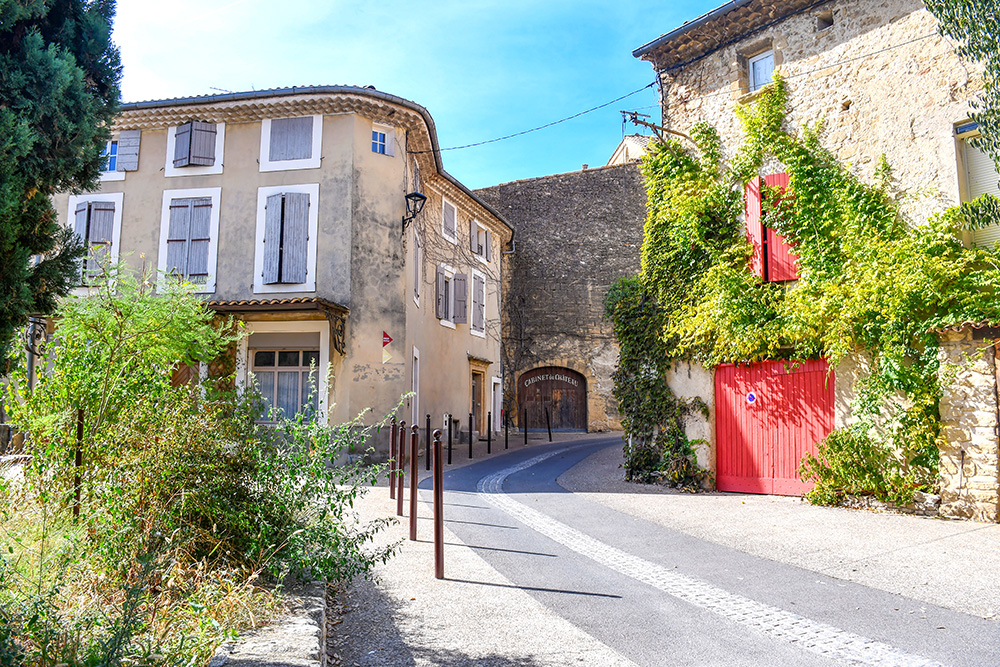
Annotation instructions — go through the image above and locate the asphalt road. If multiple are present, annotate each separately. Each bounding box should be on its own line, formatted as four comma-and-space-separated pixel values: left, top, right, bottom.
420, 436, 1000, 667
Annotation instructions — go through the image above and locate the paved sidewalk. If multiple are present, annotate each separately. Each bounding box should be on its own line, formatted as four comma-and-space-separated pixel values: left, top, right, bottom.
330, 432, 999, 665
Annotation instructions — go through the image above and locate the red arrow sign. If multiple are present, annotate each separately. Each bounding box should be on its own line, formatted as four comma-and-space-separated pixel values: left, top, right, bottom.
383, 331, 393, 347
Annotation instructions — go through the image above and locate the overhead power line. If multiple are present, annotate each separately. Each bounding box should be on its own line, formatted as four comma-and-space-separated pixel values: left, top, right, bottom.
410, 81, 657, 154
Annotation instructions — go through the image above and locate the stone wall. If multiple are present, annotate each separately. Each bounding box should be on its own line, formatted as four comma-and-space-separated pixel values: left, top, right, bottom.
649, 0, 981, 224
476, 163, 647, 431
937, 328, 1000, 522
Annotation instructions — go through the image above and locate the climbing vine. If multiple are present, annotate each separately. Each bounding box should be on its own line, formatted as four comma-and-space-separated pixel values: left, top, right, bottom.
609, 76, 1000, 503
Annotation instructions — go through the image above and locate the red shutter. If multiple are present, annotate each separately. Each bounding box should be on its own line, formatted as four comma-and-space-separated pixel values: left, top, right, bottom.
763, 173, 799, 281
745, 177, 764, 279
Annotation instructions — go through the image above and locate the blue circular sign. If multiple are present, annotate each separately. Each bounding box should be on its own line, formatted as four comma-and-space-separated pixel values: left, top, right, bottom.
746, 392, 757, 404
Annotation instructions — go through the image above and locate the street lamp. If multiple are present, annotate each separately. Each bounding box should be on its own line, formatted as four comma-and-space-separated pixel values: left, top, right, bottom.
402, 191, 427, 234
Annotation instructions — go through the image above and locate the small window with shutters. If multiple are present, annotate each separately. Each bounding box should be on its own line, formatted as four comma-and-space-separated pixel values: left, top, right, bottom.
748, 50, 775, 93
165, 122, 224, 177
470, 220, 492, 263
435, 264, 465, 329
471, 270, 486, 336
745, 173, 799, 282
442, 199, 458, 244
253, 184, 320, 294
67, 193, 123, 286
958, 123, 1000, 248
260, 115, 323, 172
158, 187, 221, 293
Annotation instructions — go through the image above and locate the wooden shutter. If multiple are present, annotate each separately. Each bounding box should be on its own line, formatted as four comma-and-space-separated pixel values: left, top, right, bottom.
443, 201, 456, 238
173, 122, 192, 167
763, 173, 799, 281
967, 140, 1000, 247
88, 201, 115, 274
189, 121, 217, 166
453, 273, 468, 324
281, 192, 310, 283
414, 233, 421, 299
269, 117, 313, 162
470, 219, 478, 252
473, 274, 485, 331
745, 176, 764, 279
74, 202, 89, 241
116, 130, 141, 171
188, 198, 212, 283
485, 230, 492, 262
435, 267, 446, 318
166, 199, 192, 278
262, 193, 283, 284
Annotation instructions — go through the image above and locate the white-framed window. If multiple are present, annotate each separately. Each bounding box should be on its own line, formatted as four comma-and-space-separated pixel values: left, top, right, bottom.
470, 268, 486, 337
157, 187, 222, 293
99, 140, 125, 181
413, 228, 422, 305
435, 264, 467, 329
251, 348, 320, 422
958, 122, 1000, 247
372, 123, 395, 156
237, 321, 331, 421
259, 115, 323, 172
253, 183, 320, 294
749, 50, 775, 92
67, 192, 123, 285
165, 122, 225, 177
442, 198, 458, 244
469, 219, 493, 263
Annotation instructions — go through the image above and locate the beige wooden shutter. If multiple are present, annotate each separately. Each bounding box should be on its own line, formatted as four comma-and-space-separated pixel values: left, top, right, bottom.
453, 273, 468, 324
269, 117, 313, 161
189, 121, 217, 166
435, 267, 446, 318
967, 140, 1000, 247
116, 130, 141, 171
173, 122, 192, 167
262, 194, 283, 284
281, 192, 310, 283
470, 219, 478, 252
473, 274, 484, 331
414, 233, 421, 300
443, 201, 456, 238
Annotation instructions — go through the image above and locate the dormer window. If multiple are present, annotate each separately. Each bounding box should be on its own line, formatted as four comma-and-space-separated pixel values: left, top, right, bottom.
748, 50, 775, 92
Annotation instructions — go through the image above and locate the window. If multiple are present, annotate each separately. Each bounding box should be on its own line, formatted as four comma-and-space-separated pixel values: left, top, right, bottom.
372, 123, 394, 156
259, 115, 323, 172
958, 123, 1000, 247
165, 122, 225, 177
471, 270, 486, 336
158, 187, 222, 293
251, 349, 320, 422
102, 140, 118, 172
745, 173, 798, 282
253, 184, 320, 293
436, 265, 467, 328
748, 51, 775, 92
442, 199, 458, 243
470, 220, 493, 263
413, 229, 422, 304
68, 193, 123, 284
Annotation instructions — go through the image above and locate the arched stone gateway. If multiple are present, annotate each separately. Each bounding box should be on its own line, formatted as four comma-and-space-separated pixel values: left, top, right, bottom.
517, 366, 587, 432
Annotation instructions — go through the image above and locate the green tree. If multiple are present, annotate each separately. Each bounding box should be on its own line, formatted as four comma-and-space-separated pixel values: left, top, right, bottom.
0, 0, 121, 359
924, 0, 1000, 166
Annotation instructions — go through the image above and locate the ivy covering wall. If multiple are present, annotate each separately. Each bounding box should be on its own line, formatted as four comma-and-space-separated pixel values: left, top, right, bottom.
606, 77, 1000, 502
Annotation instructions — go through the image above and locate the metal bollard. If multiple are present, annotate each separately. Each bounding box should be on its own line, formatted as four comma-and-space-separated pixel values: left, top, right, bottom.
425, 414, 431, 472
545, 406, 552, 442
524, 408, 528, 446
447, 413, 453, 465
504, 411, 509, 450
396, 421, 406, 517
487, 411, 492, 454
409, 424, 419, 541
432, 429, 444, 579
468, 412, 474, 459
389, 416, 397, 500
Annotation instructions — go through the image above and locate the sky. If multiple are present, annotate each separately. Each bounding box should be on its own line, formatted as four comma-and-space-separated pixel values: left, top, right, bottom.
112, 0, 718, 190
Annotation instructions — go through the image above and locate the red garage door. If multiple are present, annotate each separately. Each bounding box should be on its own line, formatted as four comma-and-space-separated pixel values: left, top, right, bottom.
715, 360, 834, 496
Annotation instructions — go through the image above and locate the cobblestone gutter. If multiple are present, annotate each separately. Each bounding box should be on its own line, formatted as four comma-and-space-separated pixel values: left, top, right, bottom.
209, 584, 326, 667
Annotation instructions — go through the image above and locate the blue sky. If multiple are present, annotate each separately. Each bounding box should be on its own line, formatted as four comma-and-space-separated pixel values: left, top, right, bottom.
113, 0, 717, 189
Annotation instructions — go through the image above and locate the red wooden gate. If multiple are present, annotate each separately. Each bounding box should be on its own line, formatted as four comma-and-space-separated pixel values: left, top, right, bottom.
715, 359, 834, 496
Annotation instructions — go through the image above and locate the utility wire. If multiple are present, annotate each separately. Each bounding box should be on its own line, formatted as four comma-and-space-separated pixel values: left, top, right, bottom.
411, 81, 657, 154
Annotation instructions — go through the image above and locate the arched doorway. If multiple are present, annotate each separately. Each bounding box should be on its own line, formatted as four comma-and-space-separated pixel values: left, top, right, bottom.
517, 366, 587, 431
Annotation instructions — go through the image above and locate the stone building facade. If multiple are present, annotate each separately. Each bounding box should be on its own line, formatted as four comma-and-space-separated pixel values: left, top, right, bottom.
632, 0, 1000, 512
476, 163, 647, 432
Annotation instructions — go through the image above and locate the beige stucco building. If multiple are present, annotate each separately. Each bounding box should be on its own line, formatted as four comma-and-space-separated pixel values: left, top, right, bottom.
55, 86, 512, 453
633, 0, 1000, 512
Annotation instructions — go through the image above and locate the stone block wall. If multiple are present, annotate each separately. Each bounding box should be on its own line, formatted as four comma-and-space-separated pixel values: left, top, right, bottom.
476, 163, 647, 431
937, 329, 1000, 522
649, 0, 981, 224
